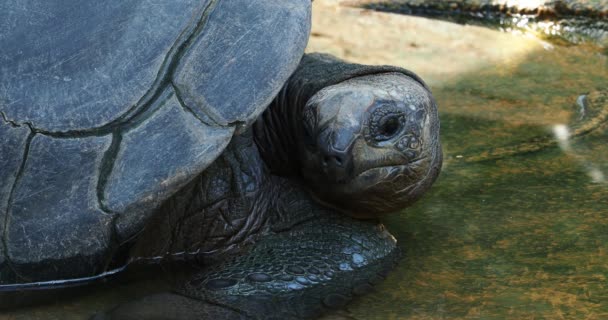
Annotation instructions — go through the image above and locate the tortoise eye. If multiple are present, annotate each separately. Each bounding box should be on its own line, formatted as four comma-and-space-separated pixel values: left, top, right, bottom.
368, 105, 405, 142
379, 115, 401, 138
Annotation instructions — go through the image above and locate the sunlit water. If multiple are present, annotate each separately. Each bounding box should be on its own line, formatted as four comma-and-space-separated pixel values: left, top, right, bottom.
340, 99, 608, 319
3, 4, 608, 320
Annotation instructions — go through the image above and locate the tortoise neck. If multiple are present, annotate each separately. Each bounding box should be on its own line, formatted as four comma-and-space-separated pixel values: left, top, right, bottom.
253, 85, 303, 178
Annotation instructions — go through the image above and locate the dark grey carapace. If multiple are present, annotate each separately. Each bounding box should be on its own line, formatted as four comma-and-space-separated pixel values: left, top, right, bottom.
0, 1, 441, 319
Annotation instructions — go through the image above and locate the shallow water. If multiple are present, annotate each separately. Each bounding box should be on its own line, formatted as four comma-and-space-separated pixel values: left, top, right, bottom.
312, 3, 608, 318
337, 101, 608, 319
3, 2, 608, 320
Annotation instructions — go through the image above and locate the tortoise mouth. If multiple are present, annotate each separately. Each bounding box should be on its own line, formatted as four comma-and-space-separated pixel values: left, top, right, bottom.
333, 164, 409, 186
302, 154, 435, 217
351, 160, 419, 182
305, 154, 427, 188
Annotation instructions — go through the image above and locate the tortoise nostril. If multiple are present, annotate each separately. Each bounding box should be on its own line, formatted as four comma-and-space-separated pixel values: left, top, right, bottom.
333, 156, 343, 166
318, 148, 353, 181
322, 154, 345, 168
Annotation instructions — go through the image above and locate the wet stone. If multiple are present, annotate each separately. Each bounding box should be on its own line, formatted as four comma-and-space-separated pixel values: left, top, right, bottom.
205, 278, 238, 290
246, 273, 273, 282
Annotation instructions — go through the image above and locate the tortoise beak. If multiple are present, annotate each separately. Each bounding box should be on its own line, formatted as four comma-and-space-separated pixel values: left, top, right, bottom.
317, 128, 356, 183
320, 153, 353, 183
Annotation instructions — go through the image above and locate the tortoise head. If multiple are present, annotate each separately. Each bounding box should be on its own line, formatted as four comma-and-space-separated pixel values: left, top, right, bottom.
298, 73, 442, 218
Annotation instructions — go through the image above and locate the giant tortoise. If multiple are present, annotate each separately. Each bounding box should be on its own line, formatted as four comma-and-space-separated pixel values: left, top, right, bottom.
0, 0, 442, 318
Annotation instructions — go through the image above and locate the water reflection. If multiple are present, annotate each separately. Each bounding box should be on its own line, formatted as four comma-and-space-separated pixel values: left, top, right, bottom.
552, 123, 571, 150
554, 122, 606, 184
552, 96, 607, 185
588, 167, 606, 184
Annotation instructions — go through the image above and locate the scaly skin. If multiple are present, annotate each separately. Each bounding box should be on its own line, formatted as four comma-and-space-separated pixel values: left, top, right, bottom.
99, 54, 441, 319
102, 130, 401, 320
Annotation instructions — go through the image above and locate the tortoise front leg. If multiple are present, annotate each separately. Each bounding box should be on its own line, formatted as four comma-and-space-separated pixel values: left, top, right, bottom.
97, 214, 400, 320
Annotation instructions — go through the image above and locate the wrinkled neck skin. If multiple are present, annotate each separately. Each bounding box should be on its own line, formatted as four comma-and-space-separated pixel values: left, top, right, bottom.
252, 79, 378, 217
252, 84, 341, 214
133, 68, 440, 263
253, 85, 304, 178
131, 130, 329, 264
253, 73, 442, 218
